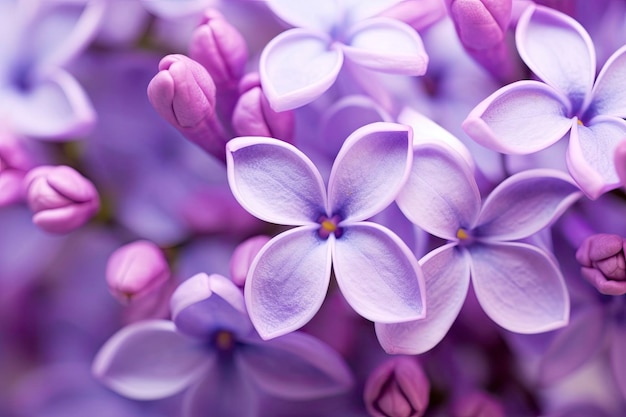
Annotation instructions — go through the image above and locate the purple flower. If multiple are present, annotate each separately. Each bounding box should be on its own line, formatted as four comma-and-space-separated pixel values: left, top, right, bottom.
226, 122, 425, 339
450, 391, 505, 417
259, 0, 429, 111
576, 233, 626, 295
376, 143, 581, 354
93, 273, 353, 417
463, 4, 626, 199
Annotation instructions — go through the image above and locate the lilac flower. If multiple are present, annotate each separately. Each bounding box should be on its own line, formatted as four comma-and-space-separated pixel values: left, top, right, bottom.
259, 0, 429, 111
226, 122, 425, 339
576, 234, 626, 295
93, 273, 353, 417
376, 143, 581, 354
463, 4, 626, 199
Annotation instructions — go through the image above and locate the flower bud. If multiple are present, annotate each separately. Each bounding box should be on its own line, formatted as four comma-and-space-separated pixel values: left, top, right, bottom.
450, 391, 505, 417
106, 240, 171, 304
189, 9, 248, 89
229, 235, 271, 287
147, 54, 229, 162
364, 356, 430, 417
446, 0, 512, 50
231, 72, 294, 143
24, 165, 99, 234
576, 233, 626, 296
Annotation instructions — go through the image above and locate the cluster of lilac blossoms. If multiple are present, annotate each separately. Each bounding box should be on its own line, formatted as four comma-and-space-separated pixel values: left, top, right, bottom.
3, 0, 626, 416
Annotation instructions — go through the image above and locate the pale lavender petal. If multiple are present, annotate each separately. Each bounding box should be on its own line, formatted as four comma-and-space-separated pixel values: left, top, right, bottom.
265, 0, 339, 32
344, 0, 406, 21
341, 17, 428, 76
475, 169, 582, 241
226, 137, 326, 225
567, 116, 626, 199
238, 331, 352, 399
171, 273, 251, 339
396, 143, 480, 240
516, 5, 595, 110
183, 362, 257, 417
139, 0, 213, 18
469, 242, 569, 333
328, 122, 412, 222
590, 45, 626, 118
376, 243, 470, 354
245, 226, 332, 339
610, 324, 626, 399
462, 80, 572, 154
92, 320, 211, 400
538, 305, 607, 385
260, 29, 343, 111
333, 222, 424, 323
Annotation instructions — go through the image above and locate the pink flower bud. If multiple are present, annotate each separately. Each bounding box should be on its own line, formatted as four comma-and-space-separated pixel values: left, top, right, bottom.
24, 165, 99, 234
229, 235, 271, 287
576, 233, 626, 296
189, 9, 248, 89
450, 391, 505, 417
231, 72, 294, 142
364, 356, 430, 417
147, 54, 229, 162
106, 240, 171, 304
446, 0, 512, 50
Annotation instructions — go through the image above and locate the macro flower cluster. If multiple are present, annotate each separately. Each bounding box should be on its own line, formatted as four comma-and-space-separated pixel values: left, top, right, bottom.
2, 0, 626, 416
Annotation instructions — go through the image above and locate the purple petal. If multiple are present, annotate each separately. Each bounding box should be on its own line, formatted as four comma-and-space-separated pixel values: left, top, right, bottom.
171, 273, 252, 339
567, 116, 626, 199
259, 29, 343, 111
610, 324, 626, 399
475, 169, 582, 241
92, 320, 211, 400
462, 80, 572, 154
333, 222, 424, 323
226, 137, 326, 225
538, 305, 607, 385
245, 227, 332, 339
615, 140, 626, 189
341, 17, 428, 76
238, 332, 352, 399
591, 45, 626, 118
328, 122, 412, 222
375, 243, 470, 354
265, 0, 339, 31
469, 242, 570, 333
139, 0, 211, 18
396, 143, 481, 240
516, 5, 595, 111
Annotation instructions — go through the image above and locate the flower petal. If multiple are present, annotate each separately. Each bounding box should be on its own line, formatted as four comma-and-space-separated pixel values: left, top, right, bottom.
469, 242, 570, 334
610, 324, 626, 400
375, 243, 470, 354
171, 273, 252, 339
462, 80, 572, 154
341, 17, 428, 76
567, 116, 626, 199
265, 0, 339, 32
238, 332, 353, 399
590, 45, 626, 118
226, 136, 326, 225
328, 122, 412, 222
92, 320, 210, 400
396, 142, 481, 240
516, 5, 595, 111
245, 227, 332, 339
333, 222, 424, 323
475, 169, 582, 241
260, 29, 343, 111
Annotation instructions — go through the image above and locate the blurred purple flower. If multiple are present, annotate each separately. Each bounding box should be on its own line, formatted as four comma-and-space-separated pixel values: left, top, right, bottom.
259, 0, 429, 111
229, 235, 272, 288
463, 4, 626, 199
450, 391, 505, 417
227, 122, 425, 339
376, 143, 581, 354
93, 273, 353, 417
576, 233, 626, 295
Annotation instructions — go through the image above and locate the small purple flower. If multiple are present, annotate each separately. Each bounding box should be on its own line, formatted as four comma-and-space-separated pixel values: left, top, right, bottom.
576, 233, 626, 295
463, 4, 626, 199
93, 273, 353, 417
226, 122, 425, 339
24, 165, 99, 234
376, 143, 581, 354
259, 0, 429, 111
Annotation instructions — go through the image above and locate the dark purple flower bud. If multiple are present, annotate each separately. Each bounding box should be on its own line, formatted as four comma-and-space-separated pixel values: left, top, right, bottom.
106, 240, 171, 304
576, 233, 626, 296
450, 391, 505, 417
188, 9, 248, 89
364, 356, 430, 417
229, 234, 271, 287
24, 165, 99, 234
231, 72, 294, 142
147, 54, 229, 162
